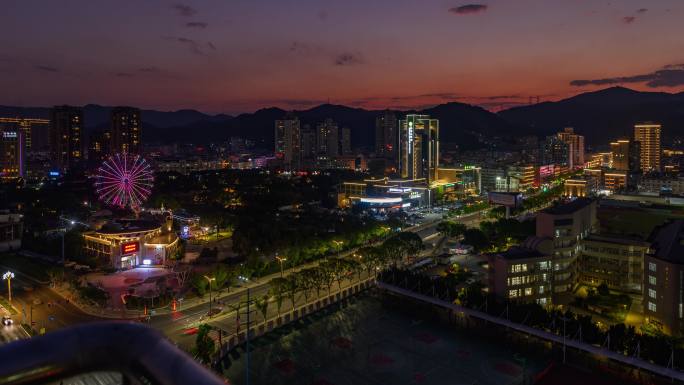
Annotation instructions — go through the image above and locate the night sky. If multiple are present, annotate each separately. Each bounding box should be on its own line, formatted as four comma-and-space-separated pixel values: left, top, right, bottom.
2, 0, 683, 114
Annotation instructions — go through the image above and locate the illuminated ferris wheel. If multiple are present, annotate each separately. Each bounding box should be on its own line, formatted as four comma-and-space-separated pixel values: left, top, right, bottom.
95, 153, 154, 209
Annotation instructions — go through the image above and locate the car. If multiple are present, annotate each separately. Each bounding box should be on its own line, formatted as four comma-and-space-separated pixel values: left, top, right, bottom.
2, 316, 13, 326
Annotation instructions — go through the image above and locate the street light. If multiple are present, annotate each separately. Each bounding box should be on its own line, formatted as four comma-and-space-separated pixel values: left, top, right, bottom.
204, 275, 216, 317
275, 255, 287, 278
3, 271, 14, 303
332, 240, 343, 259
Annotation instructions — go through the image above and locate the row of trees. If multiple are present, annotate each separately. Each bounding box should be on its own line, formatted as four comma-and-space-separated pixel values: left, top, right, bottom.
379, 268, 684, 369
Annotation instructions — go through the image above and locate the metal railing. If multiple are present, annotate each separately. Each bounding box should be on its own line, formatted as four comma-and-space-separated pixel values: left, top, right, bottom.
0, 322, 226, 385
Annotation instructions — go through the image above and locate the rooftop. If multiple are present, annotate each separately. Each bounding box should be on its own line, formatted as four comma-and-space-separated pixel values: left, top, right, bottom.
97, 219, 160, 234
648, 220, 684, 264
584, 234, 650, 247
541, 197, 594, 216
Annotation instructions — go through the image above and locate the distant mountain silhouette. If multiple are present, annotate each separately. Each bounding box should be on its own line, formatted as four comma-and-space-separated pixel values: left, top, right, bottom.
3, 86, 684, 150
498, 87, 684, 145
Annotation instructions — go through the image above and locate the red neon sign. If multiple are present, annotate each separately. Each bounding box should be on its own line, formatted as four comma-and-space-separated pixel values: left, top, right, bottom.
121, 242, 139, 255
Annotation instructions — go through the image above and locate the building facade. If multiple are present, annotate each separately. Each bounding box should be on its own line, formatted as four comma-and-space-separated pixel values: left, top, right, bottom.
83, 219, 179, 269
398, 114, 439, 183
580, 235, 649, 294
375, 110, 398, 161
0, 128, 26, 179
49, 105, 83, 170
110, 107, 142, 154
274, 115, 301, 170
557, 127, 585, 169
0, 117, 50, 152
634, 123, 661, 172
643, 220, 684, 335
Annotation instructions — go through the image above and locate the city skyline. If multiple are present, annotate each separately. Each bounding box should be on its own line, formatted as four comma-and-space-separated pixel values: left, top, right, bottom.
2, 1, 684, 114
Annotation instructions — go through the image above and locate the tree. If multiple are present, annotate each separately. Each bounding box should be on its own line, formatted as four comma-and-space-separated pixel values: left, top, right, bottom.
269, 277, 287, 315
254, 294, 270, 322
191, 274, 209, 296
213, 265, 237, 292
194, 324, 215, 364
437, 221, 467, 238
462, 229, 490, 252
597, 282, 610, 296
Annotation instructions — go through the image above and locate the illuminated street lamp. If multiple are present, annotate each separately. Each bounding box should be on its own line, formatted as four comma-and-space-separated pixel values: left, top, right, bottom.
3, 271, 14, 303
332, 240, 343, 259
204, 275, 216, 317
275, 255, 287, 278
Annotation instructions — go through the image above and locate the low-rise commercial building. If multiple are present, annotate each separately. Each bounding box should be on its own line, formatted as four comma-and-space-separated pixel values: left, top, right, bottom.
83, 219, 179, 269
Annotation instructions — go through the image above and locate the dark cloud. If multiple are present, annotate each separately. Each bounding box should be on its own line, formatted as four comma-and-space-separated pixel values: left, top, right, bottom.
114, 72, 134, 78
35, 65, 59, 73
171, 3, 197, 17
334, 53, 363, 66
416, 92, 460, 100
163, 36, 207, 56
185, 21, 208, 28
207, 42, 216, 50
448, 4, 488, 15
570, 64, 684, 88
138, 66, 161, 73
636, 8, 648, 13
317, 10, 328, 21
622, 16, 636, 24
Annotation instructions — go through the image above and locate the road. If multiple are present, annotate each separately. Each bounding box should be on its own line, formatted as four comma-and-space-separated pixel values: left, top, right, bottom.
4, 275, 98, 338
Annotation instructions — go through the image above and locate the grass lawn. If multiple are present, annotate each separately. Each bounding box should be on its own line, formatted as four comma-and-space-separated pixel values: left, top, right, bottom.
0, 296, 18, 315
574, 285, 632, 323
599, 208, 684, 239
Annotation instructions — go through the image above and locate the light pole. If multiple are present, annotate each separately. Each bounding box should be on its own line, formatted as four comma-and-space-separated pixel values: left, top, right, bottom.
332, 240, 343, 259
276, 255, 287, 278
3, 271, 14, 303
204, 275, 216, 317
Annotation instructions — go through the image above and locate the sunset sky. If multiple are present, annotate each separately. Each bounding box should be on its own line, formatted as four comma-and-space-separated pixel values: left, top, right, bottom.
1, 0, 683, 114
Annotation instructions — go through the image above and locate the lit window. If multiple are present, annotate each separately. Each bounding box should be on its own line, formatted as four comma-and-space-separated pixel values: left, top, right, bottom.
524, 288, 533, 296
648, 302, 657, 312
648, 288, 656, 299
649, 275, 657, 285
508, 290, 519, 298
649, 262, 657, 272
539, 286, 544, 294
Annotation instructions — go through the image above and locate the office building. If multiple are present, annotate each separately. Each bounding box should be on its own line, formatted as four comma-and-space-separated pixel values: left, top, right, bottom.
274, 115, 301, 170
317, 118, 339, 158
557, 127, 585, 169
634, 123, 661, 172
49, 105, 83, 170
0, 117, 50, 152
610, 139, 630, 171
0, 128, 26, 178
111, 107, 142, 154
398, 114, 439, 183
644, 220, 684, 335
375, 110, 397, 160
580, 235, 648, 294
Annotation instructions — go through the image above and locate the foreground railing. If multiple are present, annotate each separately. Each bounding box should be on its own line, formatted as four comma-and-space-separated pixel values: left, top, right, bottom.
0, 322, 226, 385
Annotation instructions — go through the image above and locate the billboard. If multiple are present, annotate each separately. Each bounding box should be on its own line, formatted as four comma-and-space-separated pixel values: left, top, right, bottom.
121, 241, 139, 255
488, 192, 523, 208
